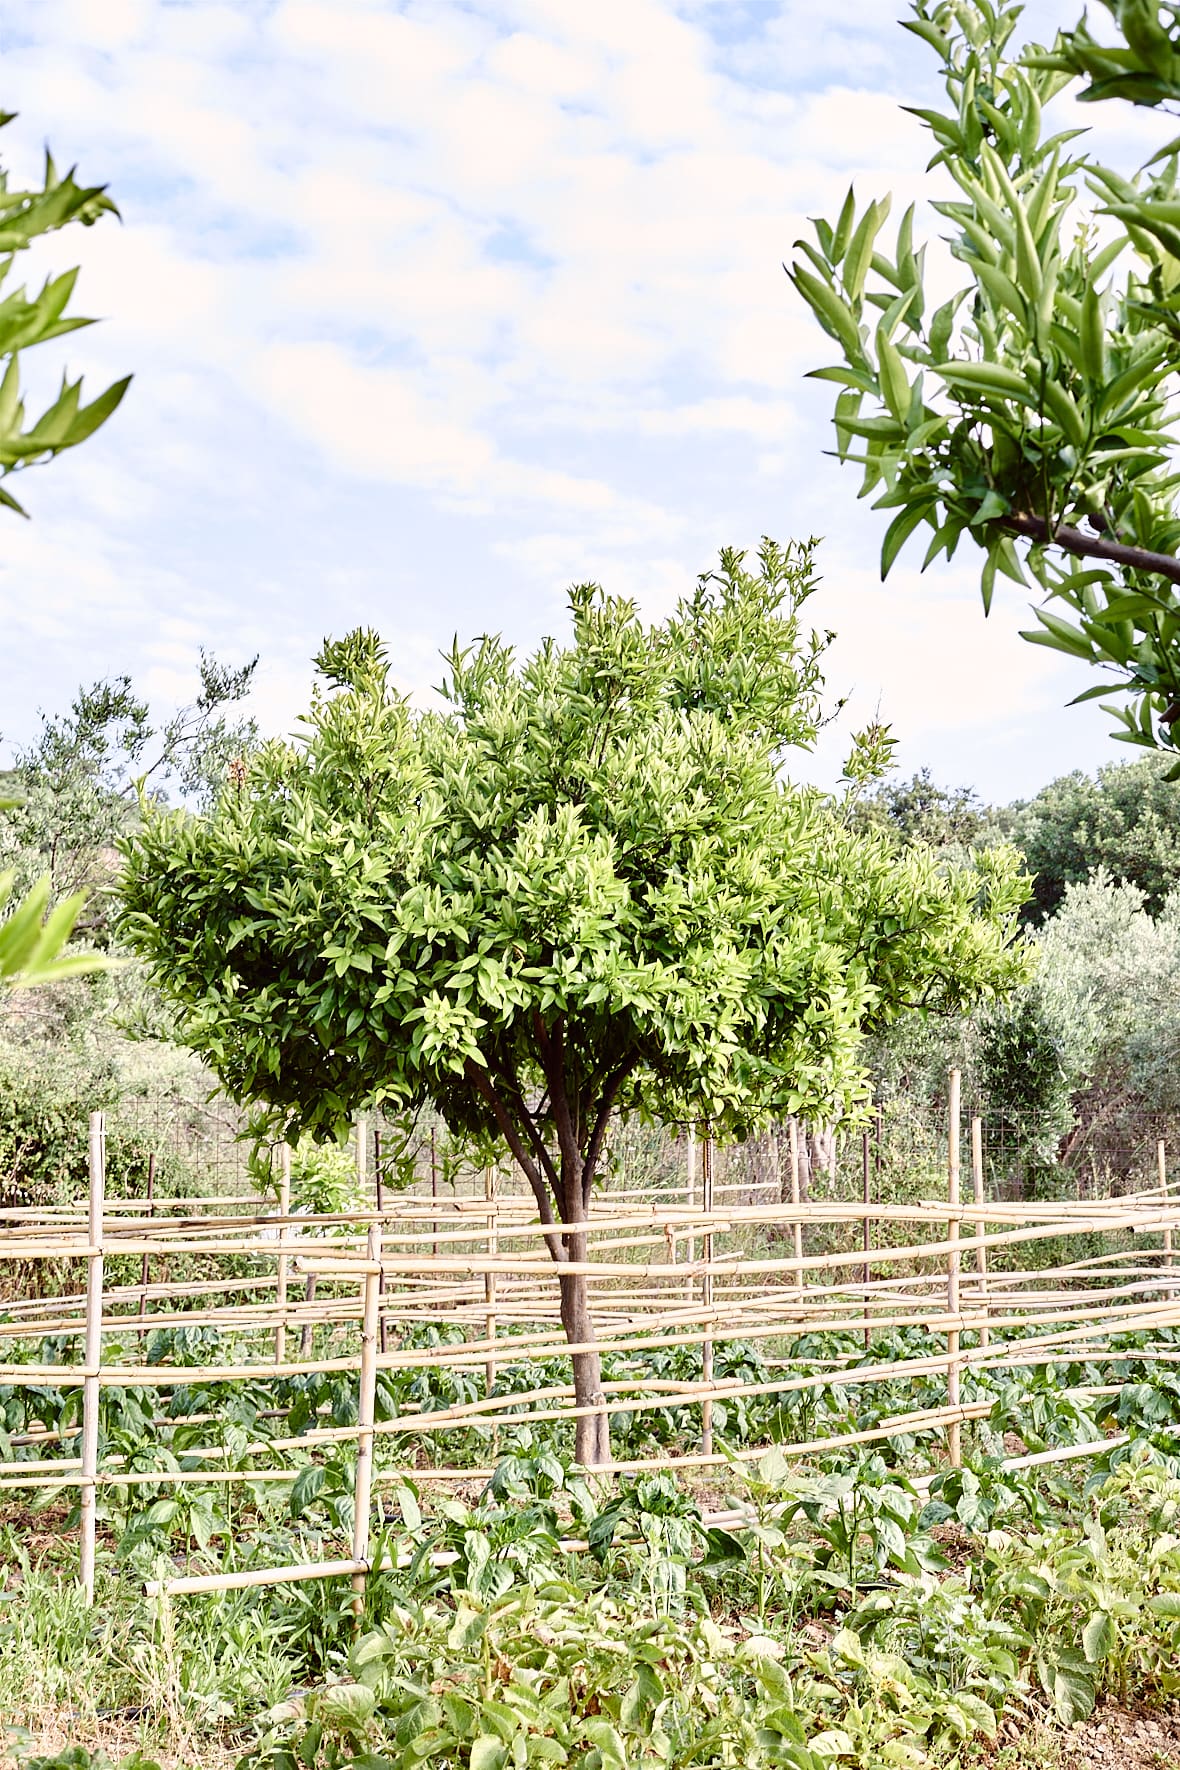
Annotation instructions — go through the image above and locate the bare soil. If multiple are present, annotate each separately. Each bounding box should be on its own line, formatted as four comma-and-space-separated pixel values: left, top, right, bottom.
1060, 1704, 1180, 1770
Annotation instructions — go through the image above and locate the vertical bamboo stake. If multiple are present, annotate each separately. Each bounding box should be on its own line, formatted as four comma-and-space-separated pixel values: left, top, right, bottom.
701, 1132, 714, 1457
300, 1273, 317, 1360
430, 1125, 439, 1260
356, 1113, 368, 1194
484, 1166, 498, 1397
80, 1111, 105, 1600
789, 1117, 803, 1292
275, 1145, 291, 1364
351, 1224, 381, 1614
1159, 1141, 1173, 1274
138, 1151, 155, 1319
685, 1126, 697, 1300
373, 1121, 387, 1357
861, 1124, 872, 1349
946, 1070, 962, 1468
972, 1116, 990, 1350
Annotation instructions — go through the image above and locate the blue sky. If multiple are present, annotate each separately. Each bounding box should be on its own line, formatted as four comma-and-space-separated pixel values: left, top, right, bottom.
0, 0, 1153, 804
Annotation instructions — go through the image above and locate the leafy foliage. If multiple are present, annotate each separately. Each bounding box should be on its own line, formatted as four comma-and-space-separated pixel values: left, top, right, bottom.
2, 657, 259, 941
788, 0, 1180, 757
0, 114, 129, 514
119, 541, 1029, 1167
1003, 753, 1180, 920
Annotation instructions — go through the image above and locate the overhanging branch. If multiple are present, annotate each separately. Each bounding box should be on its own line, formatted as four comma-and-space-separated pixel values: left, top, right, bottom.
1005, 513, 1180, 589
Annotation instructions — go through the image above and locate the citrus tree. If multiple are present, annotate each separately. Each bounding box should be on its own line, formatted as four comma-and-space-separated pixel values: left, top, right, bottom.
789, 0, 1180, 763
119, 541, 1030, 1462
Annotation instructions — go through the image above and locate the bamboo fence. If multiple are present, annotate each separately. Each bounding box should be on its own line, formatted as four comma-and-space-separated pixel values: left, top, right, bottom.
2, 1076, 1179, 1600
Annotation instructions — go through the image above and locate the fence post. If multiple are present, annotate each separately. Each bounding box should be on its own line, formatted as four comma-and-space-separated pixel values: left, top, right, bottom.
137, 1151, 155, 1319
1159, 1141, 1174, 1279
946, 1071, 962, 1467
351, 1223, 381, 1614
972, 1116, 990, 1349
701, 1132, 714, 1457
685, 1126, 697, 1300
861, 1121, 872, 1349
275, 1144, 291, 1364
80, 1110, 105, 1600
484, 1165, 498, 1397
372, 1120, 388, 1357
430, 1124, 439, 1260
789, 1117, 803, 1293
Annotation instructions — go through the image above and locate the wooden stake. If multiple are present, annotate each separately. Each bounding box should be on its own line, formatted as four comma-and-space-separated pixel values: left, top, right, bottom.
946, 1070, 962, 1467
972, 1116, 990, 1350
275, 1145, 291, 1364
701, 1132, 714, 1457
484, 1166, 498, 1397
138, 1152, 155, 1319
351, 1223, 381, 1613
300, 1273, 317, 1359
80, 1111, 105, 1600
789, 1118, 803, 1292
430, 1125, 439, 1260
685, 1126, 697, 1300
1160, 1141, 1173, 1276
373, 1120, 388, 1356
861, 1124, 872, 1349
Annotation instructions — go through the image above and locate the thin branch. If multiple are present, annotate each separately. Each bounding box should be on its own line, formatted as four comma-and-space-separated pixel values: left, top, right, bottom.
487, 1055, 560, 1196
536, 1012, 582, 1218
462, 1058, 566, 1261
582, 1054, 640, 1209
1005, 513, 1180, 589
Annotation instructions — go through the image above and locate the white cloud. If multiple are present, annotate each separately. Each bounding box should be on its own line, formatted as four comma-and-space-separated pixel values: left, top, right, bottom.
0, 0, 1138, 802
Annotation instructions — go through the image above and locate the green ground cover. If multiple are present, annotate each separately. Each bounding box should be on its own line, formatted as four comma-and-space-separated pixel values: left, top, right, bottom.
4, 1327, 1180, 1769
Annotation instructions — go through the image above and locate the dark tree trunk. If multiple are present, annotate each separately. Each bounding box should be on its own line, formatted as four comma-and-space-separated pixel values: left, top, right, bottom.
461, 1037, 633, 1468
557, 1173, 610, 1466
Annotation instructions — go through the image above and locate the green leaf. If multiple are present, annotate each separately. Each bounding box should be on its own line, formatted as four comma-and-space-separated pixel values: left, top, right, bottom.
843, 196, 890, 302
789, 264, 863, 359
469, 1737, 508, 1770
880, 501, 929, 576
1080, 280, 1106, 384
1082, 1610, 1115, 1663
1051, 1659, 1096, 1726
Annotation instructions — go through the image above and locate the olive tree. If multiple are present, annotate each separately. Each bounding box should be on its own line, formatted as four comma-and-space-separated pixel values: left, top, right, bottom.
789, 0, 1180, 763
119, 541, 1029, 1462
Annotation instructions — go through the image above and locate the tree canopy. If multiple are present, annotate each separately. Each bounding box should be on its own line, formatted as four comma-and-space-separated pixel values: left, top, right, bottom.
2, 655, 258, 944
788, 0, 1180, 762
119, 541, 1029, 1461
1003, 753, 1180, 919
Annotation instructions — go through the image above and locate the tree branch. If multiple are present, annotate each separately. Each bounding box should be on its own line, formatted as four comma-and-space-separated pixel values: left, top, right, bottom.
535, 1011, 582, 1218
582, 1054, 640, 1210
487, 1055, 561, 1196
1005, 513, 1180, 589
462, 1058, 566, 1261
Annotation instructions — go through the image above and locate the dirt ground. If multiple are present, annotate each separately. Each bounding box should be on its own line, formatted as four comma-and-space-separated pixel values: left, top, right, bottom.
1059, 1704, 1180, 1769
